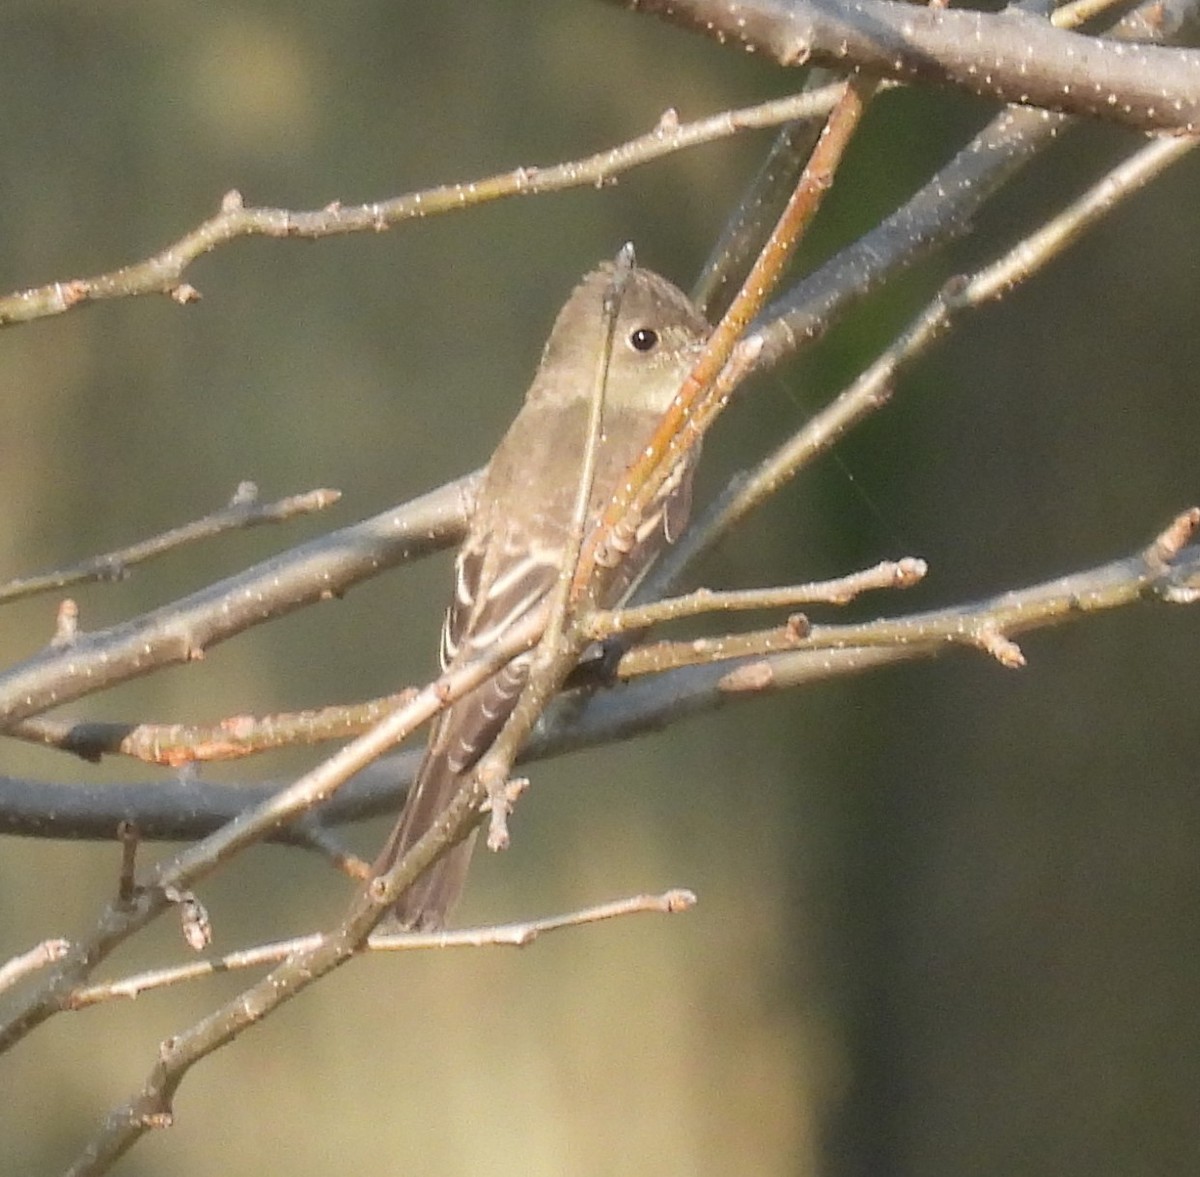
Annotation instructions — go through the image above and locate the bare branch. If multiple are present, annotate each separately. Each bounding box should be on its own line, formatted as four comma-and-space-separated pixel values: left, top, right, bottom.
0, 482, 343, 607
3, 29, 1184, 744
0, 757, 414, 842
662, 132, 1199, 584
591, 558, 926, 635
3, 522, 1196, 844
691, 70, 837, 317
577, 73, 879, 596
0, 475, 476, 730
0, 608, 544, 1057
7, 693, 415, 765
731, 0, 1196, 385
606, 0, 1200, 133
0, 484, 340, 605
561, 521, 1200, 742
0, 87, 854, 328
3, 3, 1194, 1168
67, 889, 695, 1009
64, 760, 684, 1173
0, 938, 71, 997
368, 887, 696, 947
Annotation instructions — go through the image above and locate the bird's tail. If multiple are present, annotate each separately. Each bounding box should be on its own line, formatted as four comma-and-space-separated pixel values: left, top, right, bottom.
373, 749, 478, 931
376, 643, 534, 929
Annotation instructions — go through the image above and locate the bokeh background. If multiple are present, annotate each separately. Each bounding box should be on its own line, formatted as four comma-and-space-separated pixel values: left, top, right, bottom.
1, 3, 1198, 1175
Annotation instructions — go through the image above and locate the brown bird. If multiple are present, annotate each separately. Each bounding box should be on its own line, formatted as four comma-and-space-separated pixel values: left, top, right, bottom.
375, 261, 710, 929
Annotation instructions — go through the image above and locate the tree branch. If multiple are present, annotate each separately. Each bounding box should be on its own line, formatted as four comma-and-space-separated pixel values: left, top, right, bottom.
606, 0, 1200, 133
0, 606, 546, 1057
68, 889, 696, 1009
0, 87, 854, 328
2, 520, 1195, 843
0, 484, 340, 605
653, 131, 1198, 589
0, 474, 476, 729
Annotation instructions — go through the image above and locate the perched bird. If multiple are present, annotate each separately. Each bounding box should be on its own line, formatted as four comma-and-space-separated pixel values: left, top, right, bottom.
375, 261, 710, 929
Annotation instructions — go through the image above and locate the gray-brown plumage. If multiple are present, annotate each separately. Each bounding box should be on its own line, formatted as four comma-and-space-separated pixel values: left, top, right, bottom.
375, 262, 710, 929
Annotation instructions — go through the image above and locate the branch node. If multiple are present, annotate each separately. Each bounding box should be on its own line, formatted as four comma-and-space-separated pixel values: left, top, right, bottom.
718, 659, 776, 692
50, 598, 79, 647
168, 283, 202, 305
1147, 506, 1200, 566
662, 888, 698, 912
892, 557, 928, 587
162, 886, 213, 952
59, 279, 90, 307
482, 773, 528, 852
656, 107, 681, 134
785, 612, 811, 638
0, 938, 72, 997
975, 624, 1026, 668
230, 480, 260, 507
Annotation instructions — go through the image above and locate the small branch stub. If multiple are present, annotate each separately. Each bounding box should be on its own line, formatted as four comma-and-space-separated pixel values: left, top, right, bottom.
1149, 507, 1200, 566
163, 886, 213, 953
50, 599, 79, 647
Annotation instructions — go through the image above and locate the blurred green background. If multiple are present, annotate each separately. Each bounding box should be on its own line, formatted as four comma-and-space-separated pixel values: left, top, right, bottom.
1, 3, 1198, 1174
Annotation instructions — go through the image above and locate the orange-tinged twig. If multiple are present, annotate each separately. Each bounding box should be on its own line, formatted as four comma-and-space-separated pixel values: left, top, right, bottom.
572, 73, 879, 600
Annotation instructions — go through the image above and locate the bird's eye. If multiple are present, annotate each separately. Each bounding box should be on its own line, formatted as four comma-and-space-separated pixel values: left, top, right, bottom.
629, 326, 659, 352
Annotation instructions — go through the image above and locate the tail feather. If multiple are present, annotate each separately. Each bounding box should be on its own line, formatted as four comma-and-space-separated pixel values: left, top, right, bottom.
373, 751, 478, 931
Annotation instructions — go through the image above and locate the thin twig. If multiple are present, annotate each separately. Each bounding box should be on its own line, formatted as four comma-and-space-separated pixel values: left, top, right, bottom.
691, 69, 837, 318
0, 87, 854, 328
554, 246, 632, 623
288, 820, 372, 880
958, 134, 1199, 304
0, 606, 546, 1057
628, 512, 1200, 683
646, 129, 1199, 601
576, 73, 880, 598
116, 822, 139, 904
52, 513, 1200, 1174
0, 484, 340, 605
7, 692, 416, 765
2, 525, 1197, 844
0, 474, 476, 730
0, 938, 71, 997
590, 558, 926, 636
67, 889, 696, 1008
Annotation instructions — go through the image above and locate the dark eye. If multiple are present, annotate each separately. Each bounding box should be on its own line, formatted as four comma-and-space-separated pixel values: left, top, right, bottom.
629, 326, 659, 352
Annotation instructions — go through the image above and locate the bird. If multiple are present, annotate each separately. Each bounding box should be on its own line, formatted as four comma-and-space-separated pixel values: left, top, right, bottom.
375, 261, 711, 929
